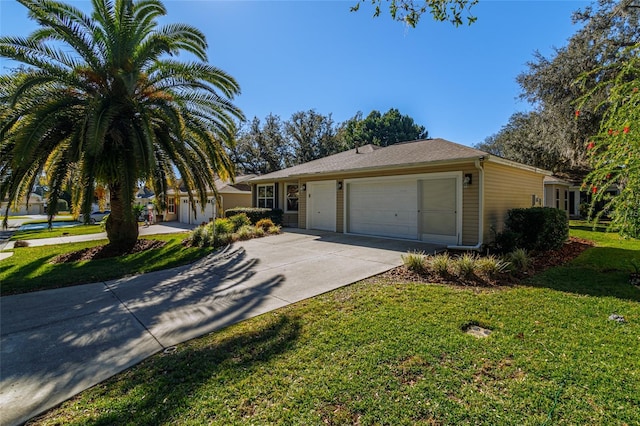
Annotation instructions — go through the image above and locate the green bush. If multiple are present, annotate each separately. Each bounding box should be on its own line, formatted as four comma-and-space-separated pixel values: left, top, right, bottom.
225, 207, 283, 225
502, 207, 568, 252
507, 248, 531, 272
475, 255, 510, 277
213, 218, 234, 235
429, 253, 451, 277
452, 252, 477, 279
235, 225, 255, 241
268, 225, 281, 235
401, 251, 427, 273
228, 213, 251, 232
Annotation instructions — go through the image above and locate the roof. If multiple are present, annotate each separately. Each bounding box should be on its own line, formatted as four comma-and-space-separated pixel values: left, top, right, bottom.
172, 174, 256, 195
250, 138, 547, 182
544, 175, 573, 186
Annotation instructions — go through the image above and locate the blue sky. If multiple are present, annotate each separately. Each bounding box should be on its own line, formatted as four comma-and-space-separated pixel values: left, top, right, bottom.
0, 0, 590, 147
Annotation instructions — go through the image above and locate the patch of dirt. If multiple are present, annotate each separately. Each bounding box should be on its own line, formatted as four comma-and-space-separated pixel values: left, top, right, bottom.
51, 239, 167, 264
382, 237, 595, 287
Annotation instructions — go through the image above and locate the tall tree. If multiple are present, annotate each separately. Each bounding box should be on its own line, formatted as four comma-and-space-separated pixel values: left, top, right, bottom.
338, 108, 428, 149
350, 0, 477, 27
0, 0, 243, 251
285, 110, 339, 164
231, 115, 291, 174
507, 0, 640, 172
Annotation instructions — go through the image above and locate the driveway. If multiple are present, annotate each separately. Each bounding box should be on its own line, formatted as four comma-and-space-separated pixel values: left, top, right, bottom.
0, 229, 442, 426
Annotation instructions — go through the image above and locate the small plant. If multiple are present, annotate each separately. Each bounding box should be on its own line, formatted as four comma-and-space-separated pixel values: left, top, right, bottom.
267, 225, 281, 234
452, 252, 477, 279
508, 248, 531, 272
190, 226, 204, 247
235, 224, 255, 241
402, 251, 427, 273
214, 218, 234, 235
429, 252, 451, 277
255, 218, 275, 231
476, 255, 510, 277
254, 227, 265, 237
214, 232, 233, 246
228, 213, 251, 232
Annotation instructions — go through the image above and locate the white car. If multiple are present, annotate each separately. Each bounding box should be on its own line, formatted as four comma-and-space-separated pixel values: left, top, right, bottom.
89, 210, 110, 224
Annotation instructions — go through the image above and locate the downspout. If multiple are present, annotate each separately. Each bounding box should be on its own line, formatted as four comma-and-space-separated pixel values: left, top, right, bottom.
447, 157, 485, 251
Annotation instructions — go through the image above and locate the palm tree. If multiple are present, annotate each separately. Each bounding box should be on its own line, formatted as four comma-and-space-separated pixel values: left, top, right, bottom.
0, 0, 243, 251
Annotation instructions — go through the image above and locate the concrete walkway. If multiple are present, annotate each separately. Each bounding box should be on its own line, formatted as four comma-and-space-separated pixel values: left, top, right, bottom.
0, 229, 442, 426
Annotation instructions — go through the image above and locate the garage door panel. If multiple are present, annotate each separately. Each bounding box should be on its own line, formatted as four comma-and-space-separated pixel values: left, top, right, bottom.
347, 180, 418, 239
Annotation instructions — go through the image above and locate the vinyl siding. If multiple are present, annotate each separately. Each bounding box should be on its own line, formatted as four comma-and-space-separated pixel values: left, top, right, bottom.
483, 161, 545, 242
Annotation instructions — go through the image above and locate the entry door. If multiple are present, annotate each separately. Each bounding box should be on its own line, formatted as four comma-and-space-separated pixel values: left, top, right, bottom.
307, 181, 337, 231
420, 177, 459, 245
180, 198, 190, 224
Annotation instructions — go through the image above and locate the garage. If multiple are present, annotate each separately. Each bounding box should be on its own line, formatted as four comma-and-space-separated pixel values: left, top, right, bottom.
179, 197, 216, 225
306, 180, 336, 231
346, 173, 461, 245
346, 179, 418, 239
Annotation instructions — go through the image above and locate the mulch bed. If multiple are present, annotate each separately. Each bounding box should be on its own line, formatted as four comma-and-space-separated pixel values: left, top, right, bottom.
51, 239, 167, 264
382, 236, 595, 287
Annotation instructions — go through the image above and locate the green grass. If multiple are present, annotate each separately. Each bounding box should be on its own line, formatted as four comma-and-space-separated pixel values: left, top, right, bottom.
28, 228, 640, 425
0, 234, 213, 295
10, 224, 104, 240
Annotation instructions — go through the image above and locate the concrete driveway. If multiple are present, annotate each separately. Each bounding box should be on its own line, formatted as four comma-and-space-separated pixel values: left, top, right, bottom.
0, 229, 442, 425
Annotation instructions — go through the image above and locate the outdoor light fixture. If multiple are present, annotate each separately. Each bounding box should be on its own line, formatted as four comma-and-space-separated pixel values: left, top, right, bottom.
301, 184, 306, 191
337, 181, 343, 190
464, 174, 472, 186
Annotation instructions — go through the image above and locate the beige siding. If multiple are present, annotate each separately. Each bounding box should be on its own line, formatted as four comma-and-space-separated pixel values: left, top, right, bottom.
220, 193, 252, 215
483, 162, 545, 242
336, 184, 345, 233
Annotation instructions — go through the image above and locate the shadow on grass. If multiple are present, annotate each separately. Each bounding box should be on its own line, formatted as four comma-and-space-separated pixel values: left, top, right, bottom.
527, 245, 640, 301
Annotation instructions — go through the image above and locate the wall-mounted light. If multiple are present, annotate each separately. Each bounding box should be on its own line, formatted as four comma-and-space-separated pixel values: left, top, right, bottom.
301, 183, 306, 191
337, 181, 343, 190
463, 173, 472, 186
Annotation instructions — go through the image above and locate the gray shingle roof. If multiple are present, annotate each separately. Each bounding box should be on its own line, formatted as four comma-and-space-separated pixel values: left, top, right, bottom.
251, 138, 489, 182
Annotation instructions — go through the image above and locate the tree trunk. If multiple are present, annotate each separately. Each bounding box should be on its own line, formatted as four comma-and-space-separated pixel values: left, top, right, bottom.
105, 182, 138, 252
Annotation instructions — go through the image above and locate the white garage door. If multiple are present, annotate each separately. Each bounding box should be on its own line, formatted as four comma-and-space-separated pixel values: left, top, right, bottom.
307, 181, 336, 231
420, 177, 459, 245
347, 179, 418, 239
179, 197, 216, 225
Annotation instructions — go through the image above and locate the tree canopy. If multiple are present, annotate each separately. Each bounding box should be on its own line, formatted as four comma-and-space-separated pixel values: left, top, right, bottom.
350, 0, 477, 27
0, 0, 243, 250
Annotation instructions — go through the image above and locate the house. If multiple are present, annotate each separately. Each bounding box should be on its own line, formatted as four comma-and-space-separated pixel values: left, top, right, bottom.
543, 175, 573, 216
165, 174, 255, 225
1, 193, 46, 215
249, 139, 550, 248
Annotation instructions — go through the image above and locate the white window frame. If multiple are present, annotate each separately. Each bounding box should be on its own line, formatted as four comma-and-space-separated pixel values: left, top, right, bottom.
285, 183, 299, 213
168, 197, 175, 214
257, 184, 275, 209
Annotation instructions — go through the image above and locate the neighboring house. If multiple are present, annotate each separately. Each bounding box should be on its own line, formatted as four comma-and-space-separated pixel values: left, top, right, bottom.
543, 175, 573, 217
166, 174, 255, 225
250, 139, 550, 248
1, 193, 46, 215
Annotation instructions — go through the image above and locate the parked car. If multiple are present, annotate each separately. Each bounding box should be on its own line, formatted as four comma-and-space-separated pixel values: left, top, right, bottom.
89, 210, 110, 224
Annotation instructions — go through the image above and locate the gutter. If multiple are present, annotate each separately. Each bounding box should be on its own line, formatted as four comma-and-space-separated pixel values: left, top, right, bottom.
446, 157, 485, 251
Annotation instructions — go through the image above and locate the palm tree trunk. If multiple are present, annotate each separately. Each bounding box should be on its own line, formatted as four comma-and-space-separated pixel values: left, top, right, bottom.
105, 182, 138, 252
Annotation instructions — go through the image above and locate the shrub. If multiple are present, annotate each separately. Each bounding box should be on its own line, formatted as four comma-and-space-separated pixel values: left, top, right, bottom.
214, 218, 234, 235
235, 225, 255, 241
255, 218, 275, 231
267, 225, 281, 235
214, 232, 233, 246
493, 229, 520, 254
402, 251, 427, 273
429, 252, 451, 277
228, 213, 251, 232
225, 207, 283, 225
476, 255, 510, 277
452, 252, 477, 279
504, 207, 568, 252
254, 227, 265, 237
508, 248, 531, 272
190, 226, 204, 247
13, 240, 29, 248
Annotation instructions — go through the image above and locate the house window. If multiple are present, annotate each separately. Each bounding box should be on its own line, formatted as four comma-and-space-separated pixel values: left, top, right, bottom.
168, 197, 175, 214
564, 190, 569, 211
257, 184, 274, 208
555, 189, 560, 209
285, 184, 299, 212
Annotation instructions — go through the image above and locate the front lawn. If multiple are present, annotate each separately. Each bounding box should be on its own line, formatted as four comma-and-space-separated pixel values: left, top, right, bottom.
10, 224, 104, 241
0, 234, 213, 295
28, 228, 640, 425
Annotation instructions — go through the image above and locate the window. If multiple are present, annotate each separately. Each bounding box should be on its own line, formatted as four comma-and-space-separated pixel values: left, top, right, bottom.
564, 190, 569, 211
555, 189, 560, 209
285, 184, 299, 212
168, 197, 175, 214
257, 184, 274, 208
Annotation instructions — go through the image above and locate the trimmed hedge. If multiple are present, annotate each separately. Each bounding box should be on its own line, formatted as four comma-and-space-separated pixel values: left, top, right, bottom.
225, 207, 283, 225
500, 207, 569, 252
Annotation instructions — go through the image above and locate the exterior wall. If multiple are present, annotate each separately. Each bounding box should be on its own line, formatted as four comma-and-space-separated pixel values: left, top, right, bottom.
220, 193, 252, 215
483, 161, 545, 242
543, 184, 570, 216
295, 162, 480, 245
